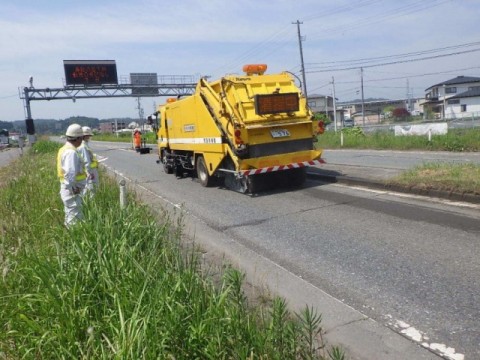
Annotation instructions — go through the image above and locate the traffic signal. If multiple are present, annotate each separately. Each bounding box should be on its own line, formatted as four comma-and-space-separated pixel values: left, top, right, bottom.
25, 118, 35, 135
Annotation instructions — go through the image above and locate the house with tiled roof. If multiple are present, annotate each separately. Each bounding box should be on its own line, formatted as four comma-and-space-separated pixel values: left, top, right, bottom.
422, 76, 480, 119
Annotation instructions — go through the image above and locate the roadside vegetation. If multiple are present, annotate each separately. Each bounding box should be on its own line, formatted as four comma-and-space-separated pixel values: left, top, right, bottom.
0, 140, 344, 359
389, 162, 480, 195
94, 131, 156, 144
316, 127, 480, 195
319, 127, 480, 152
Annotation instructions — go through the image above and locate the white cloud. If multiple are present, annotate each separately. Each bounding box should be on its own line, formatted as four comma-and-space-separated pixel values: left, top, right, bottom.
1, 0, 479, 121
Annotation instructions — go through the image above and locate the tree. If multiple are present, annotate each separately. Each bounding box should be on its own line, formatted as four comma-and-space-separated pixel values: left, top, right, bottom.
313, 112, 331, 125
392, 108, 410, 121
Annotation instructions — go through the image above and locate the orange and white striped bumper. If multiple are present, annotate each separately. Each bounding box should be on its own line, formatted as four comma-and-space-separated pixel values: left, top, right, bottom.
240, 158, 326, 176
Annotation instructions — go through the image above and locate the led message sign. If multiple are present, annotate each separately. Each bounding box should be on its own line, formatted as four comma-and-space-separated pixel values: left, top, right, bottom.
64, 60, 118, 86
254, 93, 299, 115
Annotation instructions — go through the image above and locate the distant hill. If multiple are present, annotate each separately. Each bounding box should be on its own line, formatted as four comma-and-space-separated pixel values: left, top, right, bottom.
1, 116, 137, 134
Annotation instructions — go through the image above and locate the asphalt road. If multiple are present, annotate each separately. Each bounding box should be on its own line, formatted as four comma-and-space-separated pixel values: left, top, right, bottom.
86, 141, 479, 360
320, 148, 480, 178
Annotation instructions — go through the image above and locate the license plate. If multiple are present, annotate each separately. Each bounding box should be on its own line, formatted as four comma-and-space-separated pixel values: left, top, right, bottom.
270, 129, 290, 138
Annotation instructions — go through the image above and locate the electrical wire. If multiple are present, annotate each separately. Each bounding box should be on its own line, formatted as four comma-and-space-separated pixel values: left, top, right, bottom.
306, 0, 450, 41
0, 94, 18, 99
334, 66, 480, 84
208, 0, 473, 102
209, 0, 392, 76
306, 47, 480, 73
306, 41, 480, 67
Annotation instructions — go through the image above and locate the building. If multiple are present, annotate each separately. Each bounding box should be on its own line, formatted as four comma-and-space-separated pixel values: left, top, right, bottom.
337, 98, 423, 125
99, 121, 127, 133
307, 94, 344, 126
0, 129, 9, 145
422, 76, 480, 119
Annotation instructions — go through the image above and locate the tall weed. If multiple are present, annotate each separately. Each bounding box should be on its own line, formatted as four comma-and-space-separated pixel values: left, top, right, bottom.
319, 127, 480, 151
0, 140, 342, 359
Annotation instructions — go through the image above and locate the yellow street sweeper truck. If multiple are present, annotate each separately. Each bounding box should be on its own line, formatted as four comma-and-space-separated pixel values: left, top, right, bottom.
155, 64, 325, 193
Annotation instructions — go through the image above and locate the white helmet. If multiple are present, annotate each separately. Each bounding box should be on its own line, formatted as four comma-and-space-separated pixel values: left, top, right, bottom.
82, 126, 93, 136
65, 124, 83, 138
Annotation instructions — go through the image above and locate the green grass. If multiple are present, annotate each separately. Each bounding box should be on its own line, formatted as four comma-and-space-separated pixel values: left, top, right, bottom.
318, 127, 480, 152
315, 127, 480, 194
389, 162, 480, 195
0, 140, 344, 359
94, 132, 156, 144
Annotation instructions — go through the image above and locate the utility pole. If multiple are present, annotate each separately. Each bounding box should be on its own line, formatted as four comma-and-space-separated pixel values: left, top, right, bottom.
361, 67, 365, 126
332, 76, 337, 133
406, 78, 412, 112
293, 20, 308, 100
136, 97, 144, 131
442, 84, 446, 120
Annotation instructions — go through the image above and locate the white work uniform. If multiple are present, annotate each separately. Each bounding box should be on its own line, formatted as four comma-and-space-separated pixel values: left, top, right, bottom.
57, 143, 86, 227
78, 140, 99, 196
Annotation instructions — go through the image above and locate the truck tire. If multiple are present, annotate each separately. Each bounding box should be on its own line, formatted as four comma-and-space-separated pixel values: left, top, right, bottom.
162, 149, 173, 174
196, 156, 213, 187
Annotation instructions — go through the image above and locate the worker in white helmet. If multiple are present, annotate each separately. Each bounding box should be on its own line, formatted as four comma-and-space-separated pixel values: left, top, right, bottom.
78, 126, 99, 196
57, 123, 87, 227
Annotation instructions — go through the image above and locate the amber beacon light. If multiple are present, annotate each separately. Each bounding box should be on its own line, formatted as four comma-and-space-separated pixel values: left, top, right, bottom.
243, 64, 268, 75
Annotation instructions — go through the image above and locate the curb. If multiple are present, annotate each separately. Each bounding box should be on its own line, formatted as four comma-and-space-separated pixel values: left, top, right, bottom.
306, 170, 480, 205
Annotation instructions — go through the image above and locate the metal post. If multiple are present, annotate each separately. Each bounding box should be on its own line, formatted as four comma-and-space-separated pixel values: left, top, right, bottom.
119, 179, 127, 209
332, 76, 337, 133
442, 84, 446, 121
24, 87, 32, 120
361, 67, 365, 126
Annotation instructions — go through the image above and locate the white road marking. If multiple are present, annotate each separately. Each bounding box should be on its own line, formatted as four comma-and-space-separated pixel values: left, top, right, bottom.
386, 317, 465, 360
334, 183, 480, 210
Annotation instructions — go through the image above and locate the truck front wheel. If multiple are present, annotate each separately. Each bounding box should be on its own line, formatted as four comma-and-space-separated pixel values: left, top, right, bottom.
196, 156, 213, 187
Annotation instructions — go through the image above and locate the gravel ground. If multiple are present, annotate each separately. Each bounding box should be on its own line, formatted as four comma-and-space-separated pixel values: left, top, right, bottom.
0, 146, 23, 169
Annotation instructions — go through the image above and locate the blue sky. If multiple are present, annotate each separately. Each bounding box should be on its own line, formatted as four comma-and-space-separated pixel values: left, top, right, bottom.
1, 0, 479, 121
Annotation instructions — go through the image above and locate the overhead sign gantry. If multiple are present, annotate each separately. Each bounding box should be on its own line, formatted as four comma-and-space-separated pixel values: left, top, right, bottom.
19, 60, 199, 137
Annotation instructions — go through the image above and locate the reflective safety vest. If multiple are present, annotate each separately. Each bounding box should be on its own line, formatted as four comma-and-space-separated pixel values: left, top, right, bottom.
133, 132, 141, 148
86, 145, 98, 169
57, 143, 87, 182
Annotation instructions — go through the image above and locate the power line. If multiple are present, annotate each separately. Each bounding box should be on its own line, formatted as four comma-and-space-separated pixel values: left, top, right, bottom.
306, 47, 480, 73
302, 0, 383, 22
0, 94, 18, 99
306, 0, 450, 41
335, 66, 480, 84
309, 82, 331, 93
210, 25, 293, 76
306, 41, 480, 67
209, 0, 418, 77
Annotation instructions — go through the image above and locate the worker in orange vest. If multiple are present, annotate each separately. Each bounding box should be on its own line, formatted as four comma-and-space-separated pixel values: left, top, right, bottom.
133, 129, 142, 151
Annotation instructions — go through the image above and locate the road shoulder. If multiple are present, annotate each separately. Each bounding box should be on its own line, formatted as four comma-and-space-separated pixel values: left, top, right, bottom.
118, 169, 440, 360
